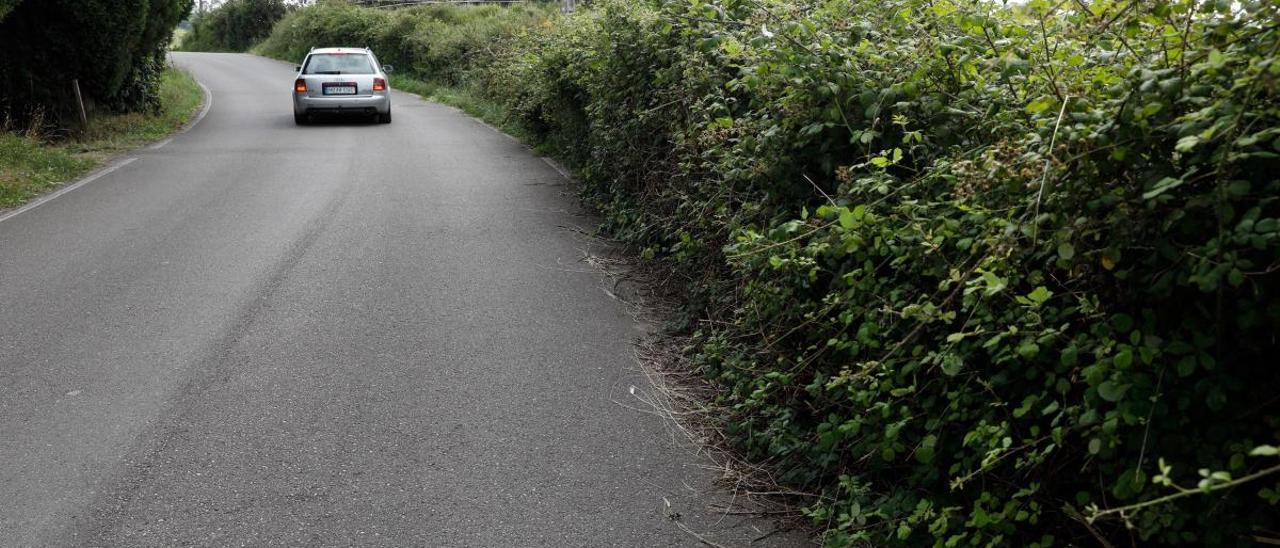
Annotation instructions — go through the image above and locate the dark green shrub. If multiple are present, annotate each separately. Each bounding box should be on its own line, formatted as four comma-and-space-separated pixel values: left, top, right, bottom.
481, 0, 1280, 544
181, 0, 289, 52
0, 0, 193, 125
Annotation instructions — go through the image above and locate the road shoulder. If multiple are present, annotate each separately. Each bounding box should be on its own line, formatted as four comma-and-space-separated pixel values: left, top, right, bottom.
0, 66, 209, 221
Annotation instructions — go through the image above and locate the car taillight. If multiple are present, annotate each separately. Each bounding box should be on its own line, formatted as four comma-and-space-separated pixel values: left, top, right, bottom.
294, 79, 307, 93
373, 78, 386, 92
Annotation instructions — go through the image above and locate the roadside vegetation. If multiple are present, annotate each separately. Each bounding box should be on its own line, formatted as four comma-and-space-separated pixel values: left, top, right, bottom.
179, 0, 291, 52
1, 68, 203, 209
0, 0, 200, 209
241, 0, 1278, 544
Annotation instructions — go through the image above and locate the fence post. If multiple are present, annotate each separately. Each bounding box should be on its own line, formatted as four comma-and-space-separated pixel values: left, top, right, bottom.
71, 79, 88, 131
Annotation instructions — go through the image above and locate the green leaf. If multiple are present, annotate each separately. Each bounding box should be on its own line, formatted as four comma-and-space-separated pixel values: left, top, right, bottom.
916, 435, 937, 463
721, 38, 744, 56
940, 353, 963, 376
1113, 349, 1133, 369
839, 208, 856, 229
1207, 48, 1225, 67
1026, 99, 1053, 114
1175, 135, 1201, 152
1251, 445, 1280, 457
1228, 268, 1245, 287
1176, 355, 1197, 377
1088, 438, 1102, 454
1026, 286, 1052, 305
1057, 242, 1075, 261
1143, 176, 1185, 199
982, 271, 1007, 295
1060, 347, 1078, 367
1226, 180, 1251, 197
1097, 381, 1130, 402
1041, 400, 1060, 416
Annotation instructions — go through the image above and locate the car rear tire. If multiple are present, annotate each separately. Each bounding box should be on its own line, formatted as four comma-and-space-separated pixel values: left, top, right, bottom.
294, 112, 307, 126
379, 110, 392, 124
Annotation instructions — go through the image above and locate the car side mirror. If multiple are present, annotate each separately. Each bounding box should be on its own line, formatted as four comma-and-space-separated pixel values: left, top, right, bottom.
383, 65, 394, 74
295, 66, 301, 72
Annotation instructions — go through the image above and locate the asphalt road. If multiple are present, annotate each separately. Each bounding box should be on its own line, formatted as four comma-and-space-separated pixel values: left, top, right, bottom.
0, 53, 801, 547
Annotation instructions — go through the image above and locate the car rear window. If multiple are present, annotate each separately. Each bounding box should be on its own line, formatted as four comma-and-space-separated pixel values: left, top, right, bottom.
303, 53, 376, 75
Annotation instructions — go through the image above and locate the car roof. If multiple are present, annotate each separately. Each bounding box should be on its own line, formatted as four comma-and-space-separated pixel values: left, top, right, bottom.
309, 47, 371, 55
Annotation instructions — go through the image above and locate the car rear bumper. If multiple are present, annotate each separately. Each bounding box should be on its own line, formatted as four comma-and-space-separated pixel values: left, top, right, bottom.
294, 94, 390, 115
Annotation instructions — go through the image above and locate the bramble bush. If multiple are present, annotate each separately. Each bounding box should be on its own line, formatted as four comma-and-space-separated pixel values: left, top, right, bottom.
479, 0, 1280, 544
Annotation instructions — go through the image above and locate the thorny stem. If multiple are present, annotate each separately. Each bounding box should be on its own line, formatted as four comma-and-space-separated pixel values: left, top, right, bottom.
1087, 464, 1280, 522
1030, 94, 1071, 241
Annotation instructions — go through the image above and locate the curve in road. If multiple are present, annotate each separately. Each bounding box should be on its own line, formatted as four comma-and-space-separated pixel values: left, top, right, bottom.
0, 53, 801, 547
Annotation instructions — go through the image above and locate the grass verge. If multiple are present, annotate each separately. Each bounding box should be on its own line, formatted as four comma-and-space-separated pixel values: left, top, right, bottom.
0, 66, 203, 210
388, 75, 526, 142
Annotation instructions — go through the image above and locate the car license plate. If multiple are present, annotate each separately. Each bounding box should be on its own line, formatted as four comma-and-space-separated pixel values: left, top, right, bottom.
323, 83, 357, 95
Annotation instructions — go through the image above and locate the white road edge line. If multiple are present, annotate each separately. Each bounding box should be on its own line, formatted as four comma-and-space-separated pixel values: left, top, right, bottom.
0, 80, 212, 225
0, 158, 138, 225
541, 157, 573, 181
477, 119, 519, 143
149, 82, 213, 151
189, 82, 214, 133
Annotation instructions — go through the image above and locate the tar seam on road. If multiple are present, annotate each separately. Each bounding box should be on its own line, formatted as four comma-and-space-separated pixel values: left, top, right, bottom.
0, 81, 212, 226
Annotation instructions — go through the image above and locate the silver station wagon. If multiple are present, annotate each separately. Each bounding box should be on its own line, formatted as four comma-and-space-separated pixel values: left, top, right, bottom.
292, 47, 393, 125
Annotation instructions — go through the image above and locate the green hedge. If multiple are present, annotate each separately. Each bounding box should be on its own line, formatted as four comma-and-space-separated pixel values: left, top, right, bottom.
0, 0, 192, 125
478, 0, 1280, 544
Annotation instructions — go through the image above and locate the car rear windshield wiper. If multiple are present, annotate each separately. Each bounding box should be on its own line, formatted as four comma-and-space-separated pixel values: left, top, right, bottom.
313, 70, 343, 74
